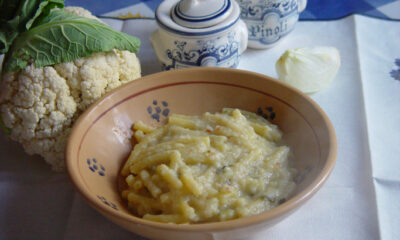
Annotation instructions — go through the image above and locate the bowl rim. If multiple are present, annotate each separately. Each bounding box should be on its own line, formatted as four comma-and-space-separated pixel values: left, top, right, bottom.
66, 67, 337, 232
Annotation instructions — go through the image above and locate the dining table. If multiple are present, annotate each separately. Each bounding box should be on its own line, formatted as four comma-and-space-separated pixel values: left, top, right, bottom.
1, 0, 400, 239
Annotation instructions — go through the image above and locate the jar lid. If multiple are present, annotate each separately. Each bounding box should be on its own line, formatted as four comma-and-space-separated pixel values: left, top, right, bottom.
155, 0, 240, 36
171, 0, 233, 29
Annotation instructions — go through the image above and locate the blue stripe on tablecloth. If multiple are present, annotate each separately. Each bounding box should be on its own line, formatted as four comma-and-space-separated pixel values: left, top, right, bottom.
141, 0, 162, 13
65, 0, 399, 20
363, 8, 390, 19
64, 0, 160, 15
362, 0, 397, 8
301, 0, 396, 20
300, 10, 317, 20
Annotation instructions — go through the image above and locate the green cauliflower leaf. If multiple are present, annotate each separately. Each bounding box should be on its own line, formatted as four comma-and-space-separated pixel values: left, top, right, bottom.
0, 0, 64, 54
3, 8, 140, 72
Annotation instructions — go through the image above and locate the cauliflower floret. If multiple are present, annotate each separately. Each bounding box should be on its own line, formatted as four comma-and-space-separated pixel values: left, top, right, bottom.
0, 49, 141, 171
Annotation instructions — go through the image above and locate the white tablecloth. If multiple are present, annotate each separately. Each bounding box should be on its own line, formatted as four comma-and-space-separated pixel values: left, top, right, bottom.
1, 15, 399, 240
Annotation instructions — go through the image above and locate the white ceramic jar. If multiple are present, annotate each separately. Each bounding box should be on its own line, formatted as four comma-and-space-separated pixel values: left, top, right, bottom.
236, 0, 307, 49
150, 0, 248, 70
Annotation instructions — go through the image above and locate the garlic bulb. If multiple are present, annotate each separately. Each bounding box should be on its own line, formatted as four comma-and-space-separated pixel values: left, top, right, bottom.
275, 47, 341, 93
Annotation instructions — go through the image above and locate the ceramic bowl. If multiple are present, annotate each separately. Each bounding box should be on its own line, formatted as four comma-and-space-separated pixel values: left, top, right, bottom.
66, 68, 337, 240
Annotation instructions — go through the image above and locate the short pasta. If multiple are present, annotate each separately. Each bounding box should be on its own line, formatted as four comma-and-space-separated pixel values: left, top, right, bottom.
120, 108, 296, 223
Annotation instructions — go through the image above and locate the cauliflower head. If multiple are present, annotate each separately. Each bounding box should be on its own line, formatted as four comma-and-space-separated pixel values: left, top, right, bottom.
63, 6, 102, 21
0, 8, 141, 171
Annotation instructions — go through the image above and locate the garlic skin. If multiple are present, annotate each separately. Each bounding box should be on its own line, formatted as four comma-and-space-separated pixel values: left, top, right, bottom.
275, 47, 341, 93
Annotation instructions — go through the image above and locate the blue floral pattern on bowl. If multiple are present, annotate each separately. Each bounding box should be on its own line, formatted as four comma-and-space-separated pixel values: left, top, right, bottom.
87, 158, 106, 176
390, 58, 400, 81
293, 165, 313, 184
147, 100, 170, 122
257, 106, 276, 120
97, 196, 118, 210
161, 32, 239, 70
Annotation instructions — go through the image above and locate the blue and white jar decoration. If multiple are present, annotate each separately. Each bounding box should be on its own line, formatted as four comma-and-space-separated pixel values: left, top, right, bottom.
236, 0, 307, 49
150, 0, 248, 70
